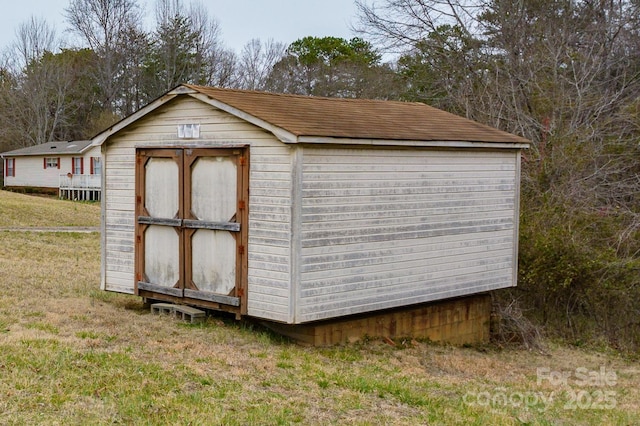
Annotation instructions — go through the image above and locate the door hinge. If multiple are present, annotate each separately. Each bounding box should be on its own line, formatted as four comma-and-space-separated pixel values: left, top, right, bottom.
237, 288, 245, 298
239, 156, 246, 166
238, 200, 246, 210
238, 245, 245, 255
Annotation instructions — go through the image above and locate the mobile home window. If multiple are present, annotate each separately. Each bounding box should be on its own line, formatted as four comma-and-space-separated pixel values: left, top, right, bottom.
45, 157, 59, 169
5, 158, 14, 177
73, 157, 83, 174
91, 157, 101, 175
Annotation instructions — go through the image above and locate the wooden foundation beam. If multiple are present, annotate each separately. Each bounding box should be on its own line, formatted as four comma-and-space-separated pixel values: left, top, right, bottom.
261, 294, 491, 346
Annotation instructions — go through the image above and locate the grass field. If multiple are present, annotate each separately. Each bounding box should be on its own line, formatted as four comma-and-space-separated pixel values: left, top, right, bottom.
0, 190, 100, 228
0, 190, 638, 424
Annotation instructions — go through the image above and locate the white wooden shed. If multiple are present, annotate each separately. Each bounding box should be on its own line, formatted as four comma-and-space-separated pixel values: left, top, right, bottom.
94, 84, 528, 332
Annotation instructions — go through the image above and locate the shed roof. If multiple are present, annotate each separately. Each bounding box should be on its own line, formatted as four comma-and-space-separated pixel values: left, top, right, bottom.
1, 140, 93, 157
185, 85, 529, 145
92, 84, 529, 148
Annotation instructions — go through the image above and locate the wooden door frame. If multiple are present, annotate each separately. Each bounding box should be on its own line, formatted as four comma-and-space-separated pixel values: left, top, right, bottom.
134, 146, 250, 317
134, 148, 185, 297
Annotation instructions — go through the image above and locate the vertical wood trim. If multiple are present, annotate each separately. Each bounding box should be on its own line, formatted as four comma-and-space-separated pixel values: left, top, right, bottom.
134, 150, 145, 293
99, 145, 107, 291
183, 149, 195, 292
177, 149, 185, 293
239, 146, 250, 316
290, 146, 304, 323
512, 150, 522, 288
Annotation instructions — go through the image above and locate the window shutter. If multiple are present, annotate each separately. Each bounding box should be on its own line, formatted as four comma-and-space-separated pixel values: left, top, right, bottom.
72, 157, 75, 173
90, 157, 94, 175
57, 157, 60, 169
80, 157, 84, 174
43, 158, 46, 169
12, 159, 15, 177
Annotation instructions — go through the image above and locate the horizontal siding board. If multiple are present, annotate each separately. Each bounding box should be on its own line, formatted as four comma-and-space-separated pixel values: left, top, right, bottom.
246, 274, 290, 289
249, 286, 289, 306
247, 304, 289, 322
300, 273, 511, 310
297, 279, 511, 322
248, 237, 290, 247
299, 258, 514, 298
300, 252, 513, 289
300, 229, 514, 257
300, 209, 513, 233
297, 147, 518, 322
301, 241, 514, 274
301, 219, 513, 249
302, 195, 514, 213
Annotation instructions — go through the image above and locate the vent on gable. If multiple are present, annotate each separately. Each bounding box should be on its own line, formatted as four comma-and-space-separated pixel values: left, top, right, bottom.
177, 124, 200, 139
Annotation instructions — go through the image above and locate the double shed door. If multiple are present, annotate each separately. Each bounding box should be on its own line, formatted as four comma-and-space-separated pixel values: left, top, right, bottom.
135, 147, 248, 313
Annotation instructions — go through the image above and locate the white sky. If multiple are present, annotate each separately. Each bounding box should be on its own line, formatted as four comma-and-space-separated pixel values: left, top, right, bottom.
0, 0, 360, 55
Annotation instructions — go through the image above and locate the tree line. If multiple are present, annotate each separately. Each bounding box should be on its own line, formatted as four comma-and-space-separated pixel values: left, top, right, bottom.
1, 0, 639, 351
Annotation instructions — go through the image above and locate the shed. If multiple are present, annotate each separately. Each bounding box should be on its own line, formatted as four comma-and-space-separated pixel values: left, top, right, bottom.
94, 84, 528, 342
1, 140, 102, 200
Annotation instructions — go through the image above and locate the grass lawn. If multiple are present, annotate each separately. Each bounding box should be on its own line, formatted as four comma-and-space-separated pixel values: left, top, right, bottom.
0, 190, 100, 228
0, 191, 638, 424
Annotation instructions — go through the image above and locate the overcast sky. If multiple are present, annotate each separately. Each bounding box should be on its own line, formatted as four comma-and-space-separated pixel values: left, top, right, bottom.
0, 0, 360, 55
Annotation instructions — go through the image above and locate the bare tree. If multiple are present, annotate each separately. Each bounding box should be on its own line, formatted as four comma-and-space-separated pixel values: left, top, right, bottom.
65, 0, 142, 113
13, 16, 58, 70
236, 38, 286, 90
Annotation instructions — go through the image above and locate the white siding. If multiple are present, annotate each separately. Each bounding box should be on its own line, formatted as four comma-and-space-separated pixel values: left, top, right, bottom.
247, 144, 294, 322
5, 156, 63, 188
295, 147, 520, 322
102, 97, 293, 322
4, 145, 102, 189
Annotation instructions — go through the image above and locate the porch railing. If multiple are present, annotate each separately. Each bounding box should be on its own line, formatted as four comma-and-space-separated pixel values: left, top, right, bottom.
59, 173, 101, 201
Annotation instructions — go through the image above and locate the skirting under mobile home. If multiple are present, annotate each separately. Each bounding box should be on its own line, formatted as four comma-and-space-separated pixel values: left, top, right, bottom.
93, 85, 528, 342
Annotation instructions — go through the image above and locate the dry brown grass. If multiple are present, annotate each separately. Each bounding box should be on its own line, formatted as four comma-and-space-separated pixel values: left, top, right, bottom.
0, 190, 100, 228
0, 192, 638, 424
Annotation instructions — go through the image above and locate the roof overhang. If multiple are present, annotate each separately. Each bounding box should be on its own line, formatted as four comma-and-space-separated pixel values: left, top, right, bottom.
295, 135, 530, 149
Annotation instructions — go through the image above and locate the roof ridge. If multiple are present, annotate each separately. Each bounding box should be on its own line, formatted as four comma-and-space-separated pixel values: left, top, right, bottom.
184, 84, 426, 107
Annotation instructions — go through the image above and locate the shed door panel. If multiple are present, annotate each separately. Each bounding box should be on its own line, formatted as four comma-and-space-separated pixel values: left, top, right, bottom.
184, 150, 242, 306
136, 150, 184, 297
135, 148, 247, 310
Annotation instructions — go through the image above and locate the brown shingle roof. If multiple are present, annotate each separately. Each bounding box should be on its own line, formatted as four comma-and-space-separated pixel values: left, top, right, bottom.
185, 84, 528, 144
